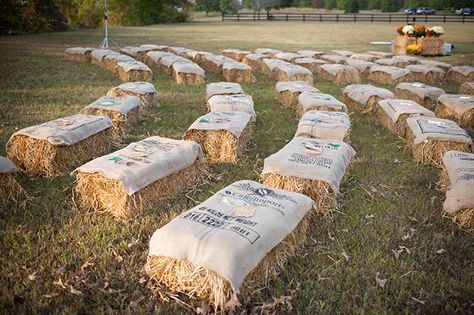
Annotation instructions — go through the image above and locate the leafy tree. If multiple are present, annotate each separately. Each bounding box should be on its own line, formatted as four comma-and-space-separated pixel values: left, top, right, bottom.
381, 0, 400, 11
195, 0, 221, 15
343, 0, 359, 12
367, 0, 381, 9
325, 0, 337, 9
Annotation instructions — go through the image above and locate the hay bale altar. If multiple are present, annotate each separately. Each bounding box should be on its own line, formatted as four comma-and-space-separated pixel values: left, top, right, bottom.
406, 116, 473, 166
172, 62, 205, 85
222, 49, 251, 62
274, 63, 314, 85
342, 84, 394, 114
297, 91, 348, 117
376, 99, 435, 136
206, 82, 245, 101
368, 65, 412, 86
460, 82, 474, 95
441, 150, 474, 230
297, 50, 324, 58
107, 81, 158, 114
207, 94, 256, 121
64, 47, 95, 63
261, 137, 355, 214
293, 57, 327, 74
316, 64, 361, 86
295, 110, 351, 142
395, 82, 445, 110
222, 62, 256, 83
74, 136, 208, 221
0, 157, 26, 204
275, 81, 320, 108
146, 180, 313, 311
435, 94, 474, 129
184, 111, 253, 163
241, 53, 267, 72
117, 61, 153, 82
7, 114, 115, 177
447, 66, 474, 85
405, 65, 446, 84
345, 59, 376, 77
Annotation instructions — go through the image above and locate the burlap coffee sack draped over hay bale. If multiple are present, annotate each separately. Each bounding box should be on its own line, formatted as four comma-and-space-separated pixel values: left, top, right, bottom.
222, 62, 256, 83
350, 53, 380, 62
368, 65, 412, 86
184, 111, 253, 163
392, 55, 420, 65
255, 48, 283, 57
261, 137, 355, 214
140, 44, 168, 52
103, 54, 136, 73
91, 49, 120, 66
331, 50, 354, 57
0, 156, 27, 204
319, 54, 348, 64
375, 58, 409, 68
7, 114, 116, 177
242, 53, 267, 72
191, 51, 212, 63
297, 50, 324, 58
345, 59, 376, 77
133, 45, 167, 61
146, 179, 314, 311
168, 47, 194, 58
276, 81, 320, 108
419, 60, 453, 72
222, 49, 251, 62
405, 65, 446, 84
159, 55, 192, 74
120, 46, 141, 58
207, 94, 256, 121
447, 66, 474, 85
293, 57, 327, 74
295, 110, 351, 142
376, 99, 435, 136
117, 61, 153, 82
107, 81, 159, 114
394, 82, 445, 110
274, 52, 304, 62
74, 136, 207, 221
342, 84, 394, 114
64, 47, 95, 63
206, 82, 245, 101
316, 64, 361, 86
441, 150, 474, 230
297, 91, 348, 117
261, 58, 288, 76
406, 116, 473, 167
460, 82, 474, 95
198, 54, 235, 74
367, 51, 393, 58
435, 94, 474, 129
81, 95, 141, 137
172, 62, 205, 85
144, 51, 175, 68
274, 63, 314, 84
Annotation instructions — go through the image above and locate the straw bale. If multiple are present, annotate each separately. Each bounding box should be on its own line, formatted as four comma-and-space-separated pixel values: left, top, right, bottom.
419, 59, 453, 72
345, 59, 376, 77
367, 51, 393, 58
254, 48, 283, 57
207, 94, 256, 121
117, 61, 153, 82
0, 157, 26, 203
206, 82, 244, 101
275, 81, 320, 108
368, 65, 412, 86
375, 58, 408, 68
349, 53, 380, 62
342, 84, 394, 114
293, 58, 327, 74
198, 54, 234, 74
242, 53, 267, 72
394, 82, 445, 110
392, 55, 420, 65
120, 46, 141, 58
295, 110, 351, 142
144, 51, 175, 68
297, 50, 324, 58
261, 58, 288, 76
159, 55, 192, 74
273, 64, 313, 85
172, 62, 205, 85
435, 94, 474, 129
222, 49, 251, 61
274, 52, 304, 62
417, 37, 444, 56
107, 81, 158, 114
447, 66, 474, 85
319, 55, 348, 64
316, 64, 361, 86
64, 47, 95, 63
460, 82, 474, 95
297, 91, 347, 117
405, 65, 446, 84
393, 36, 417, 55
222, 62, 256, 83
103, 54, 136, 73
168, 47, 194, 58
91, 49, 119, 66
331, 50, 354, 57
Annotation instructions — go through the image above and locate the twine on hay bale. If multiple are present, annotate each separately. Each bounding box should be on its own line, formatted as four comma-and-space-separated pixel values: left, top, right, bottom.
222, 49, 251, 62
316, 64, 361, 86
222, 62, 256, 83
435, 94, 474, 130
145, 180, 314, 311
460, 82, 474, 95
275, 81, 320, 108
447, 66, 474, 85
368, 65, 412, 86
405, 65, 446, 85
342, 84, 394, 115
241, 53, 267, 72
345, 59, 376, 77
107, 81, 159, 115
293, 57, 327, 75
297, 91, 347, 117
0, 157, 27, 204
117, 61, 153, 82
295, 110, 351, 142
64, 47, 95, 63
405, 116, 473, 167
7, 115, 116, 177
394, 82, 445, 110
172, 62, 205, 85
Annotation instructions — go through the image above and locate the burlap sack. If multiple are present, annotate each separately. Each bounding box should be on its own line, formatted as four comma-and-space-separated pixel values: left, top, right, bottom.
207, 94, 256, 121
261, 58, 288, 76
274, 52, 304, 62
75, 136, 202, 195
378, 99, 434, 122
460, 82, 474, 95
392, 55, 420, 64
319, 55, 348, 64
206, 82, 244, 100
274, 64, 313, 84
222, 49, 251, 61
64, 47, 95, 62
405, 65, 446, 84
375, 58, 408, 68
442, 150, 474, 214
295, 110, 351, 141
109, 81, 156, 96
293, 58, 327, 74
82, 95, 140, 116
222, 62, 255, 83
349, 53, 380, 62
242, 53, 267, 71
106, 82, 157, 112
262, 137, 355, 194
140, 44, 168, 51
419, 60, 453, 72
345, 59, 376, 77
187, 111, 252, 138
395, 82, 445, 110
298, 91, 348, 117
172, 62, 205, 76
0, 157, 18, 174
332, 50, 354, 57
160, 55, 191, 73
276, 81, 320, 108
148, 179, 313, 294
168, 47, 194, 57
368, 65, 412, 85
342, 84, 394, 114
255, 48, 283, 56
447, 66, 474, 84
120, 46, 141, 58
436, 94, 474, 129
317, 64, 361, 86
103, 54, 136, 72
406, 116, 473, 145
297, 50, 324, 58
10, 114, 113, 146
117, 61, 152, 73
202, 54, 235, 73
91, 49, 119, 64
367, 51, 393, 58
145, 51, 175, 67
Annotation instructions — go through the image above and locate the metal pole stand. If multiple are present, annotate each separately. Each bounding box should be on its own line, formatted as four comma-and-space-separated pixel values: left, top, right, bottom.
100, 0, 119, 49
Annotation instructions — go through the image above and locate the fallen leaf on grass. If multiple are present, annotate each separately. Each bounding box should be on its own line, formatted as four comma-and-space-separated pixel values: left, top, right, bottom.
69, 286, 83, 296
28, 272, 36, 281
327, 231, 335, 241
113, 251, 123, 263
365, 214, 375, 220
81, 259, 94, 271
43, 293, 60, 299
393, 158, 402, 164
341, 250, 351, 261
411, 297, 426, 304
402, 228, 416, 241
53, 278, 67, 289
375, 272, 387, 288
138, 277, 147, 284
436, 249, 446, 254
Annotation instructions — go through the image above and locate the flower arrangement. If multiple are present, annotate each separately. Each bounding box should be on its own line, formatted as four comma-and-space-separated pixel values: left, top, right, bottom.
427, 26, 444, 37
397, 24, 444, 38
406, 44, 422, 55
401, 25, 414, 36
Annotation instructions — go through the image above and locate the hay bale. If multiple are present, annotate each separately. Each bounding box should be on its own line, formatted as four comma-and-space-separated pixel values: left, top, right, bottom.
74, 137, 208, 221
375, 58, 408, 68
295, 110, 351, 142
392, 55, 420, 65
91, 49, 119, 66
120, 46, 141, 58
0, 157, 26, 204
273, 64, 314, 85
134, 45, 168, 61
7, 114, 116, 177
64, 47, 95, 63
274, 52, 304, 62
316, 64, 361, 86
107, 81, 158, 114
261, 137, 355, 214
345, 59, 376, 77
376, 99, 435, 136
331, 50, 354, 57
417, 37, 444, 56
144, 51, 175, 68
405, 116, 473, 167
192, 51, 213, 64
182, 50, 207, 61
297, 50, 324, 58
447, 66, 474, 85
242, 53, 267, 72
319, 54, 348, 64
222, 62, 256, 83
168, 47, 194, 58
441, 150, 474, 230
117, 61, 153, 82
367, 51, 393, 58
81, 96, 141, 137
405, 65, 446, 84
293, 57, 327, 74
435, 94, 474, 130
103, 54, 136, 73
207, 94, 256, 121
419, 59, 453, 72
146, 180, 313, 311
184, 111, 253, 163
297, 91, 347, 117
342, 84, 394, 114
171, 62, 205, 85
261, 58, 288, 77
368, 65, 412, 86
198, 54, 234, 74
393, 36, 417, 55
275, 81, 320, 108
460, 82, 474, 95
206, 82, 245, 101
255, 48, 283, 57
222, 49, 251, 62
140, 44, 168, 52
349, 53, 380, 62
394, 82, 445, 110
159, 55, 192, 75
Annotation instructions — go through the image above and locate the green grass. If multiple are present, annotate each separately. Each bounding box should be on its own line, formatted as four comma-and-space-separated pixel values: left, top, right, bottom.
1, 21, 473, 314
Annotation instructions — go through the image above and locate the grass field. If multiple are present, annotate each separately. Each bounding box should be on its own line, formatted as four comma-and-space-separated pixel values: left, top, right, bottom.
1, 21, 474, 314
